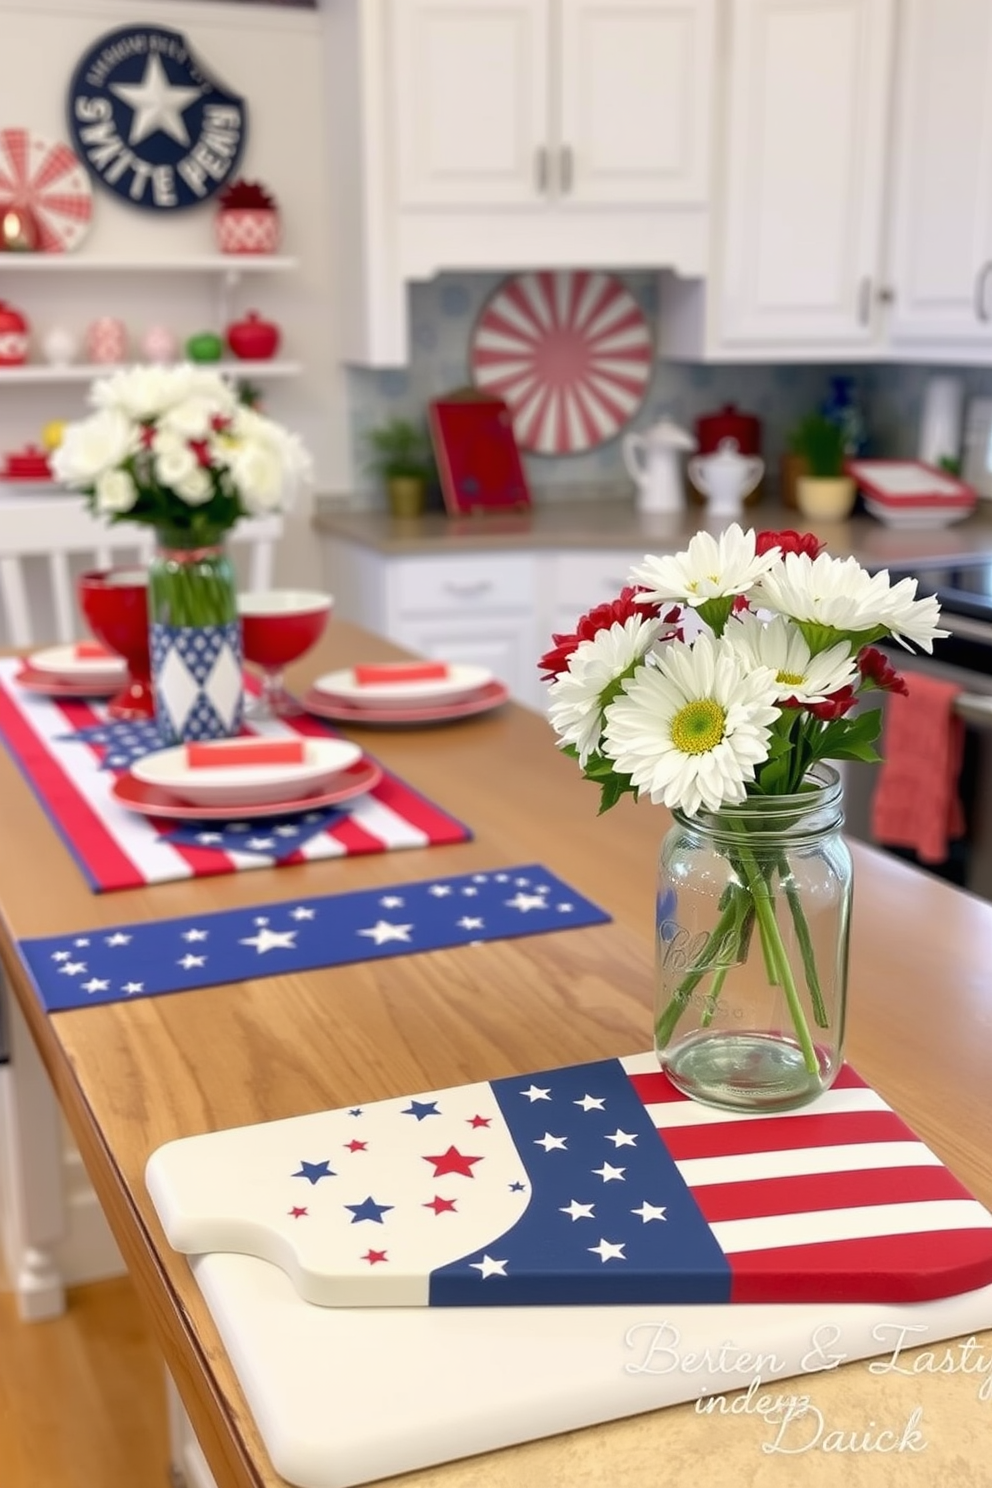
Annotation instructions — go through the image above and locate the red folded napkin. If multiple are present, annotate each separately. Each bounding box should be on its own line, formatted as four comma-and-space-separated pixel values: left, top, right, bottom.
353, 662, 449, 685
75, 642, 115, 660
185, 740, 306, 769
870, 674, 966, 864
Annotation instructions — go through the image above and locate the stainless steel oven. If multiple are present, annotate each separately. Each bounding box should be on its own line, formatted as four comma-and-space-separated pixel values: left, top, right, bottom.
842, 557, 992, 899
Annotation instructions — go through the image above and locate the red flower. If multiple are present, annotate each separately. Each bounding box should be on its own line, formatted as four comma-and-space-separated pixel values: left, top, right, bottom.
538, 588, 679, 680
732, 593, 751, 614
804, 685, 858, 721
755, 529, 825, 559
858, 646, 909, 696
189, 439, 213, 468
211, 414, 232, 435
139, 424, 155, 449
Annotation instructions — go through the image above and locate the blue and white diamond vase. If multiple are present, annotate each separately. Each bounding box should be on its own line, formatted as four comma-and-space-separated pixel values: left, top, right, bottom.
150, 621, 244, 743
148, 534, 244, 745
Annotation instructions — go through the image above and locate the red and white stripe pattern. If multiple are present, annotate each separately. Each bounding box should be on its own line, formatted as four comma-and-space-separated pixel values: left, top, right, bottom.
622, 1053, 992, 1304
0, 128, 93, 253
469, 271, 653, 455
0, 660, 469, 894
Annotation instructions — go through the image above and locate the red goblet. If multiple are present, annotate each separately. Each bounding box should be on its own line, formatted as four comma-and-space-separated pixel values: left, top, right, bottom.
77, 568, 154, 721
238, 590, 333, 719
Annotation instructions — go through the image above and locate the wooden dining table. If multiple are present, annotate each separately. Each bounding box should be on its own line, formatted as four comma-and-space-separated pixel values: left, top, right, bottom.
2, 620, 992, 1488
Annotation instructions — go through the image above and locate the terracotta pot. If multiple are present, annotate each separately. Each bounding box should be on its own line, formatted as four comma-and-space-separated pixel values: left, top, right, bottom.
0, 299, 29, 365
226, 310, 280, 361
215, 208, 281, 255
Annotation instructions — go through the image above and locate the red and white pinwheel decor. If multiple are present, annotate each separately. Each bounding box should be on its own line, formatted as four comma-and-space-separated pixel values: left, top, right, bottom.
469, 270, 654, 456
0, 128, 93, 253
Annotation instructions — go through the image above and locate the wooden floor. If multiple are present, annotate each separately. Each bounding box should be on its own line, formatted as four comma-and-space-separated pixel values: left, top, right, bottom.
0, 1274, 171, 1488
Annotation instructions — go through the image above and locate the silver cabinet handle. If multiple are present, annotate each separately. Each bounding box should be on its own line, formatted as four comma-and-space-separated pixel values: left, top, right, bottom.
857, 275, 872, 326
955, 693, 992, 727
442, 580, 493, 598
560, 144, 573, 195
975, 260, 992, 321
534, 146, 548, 195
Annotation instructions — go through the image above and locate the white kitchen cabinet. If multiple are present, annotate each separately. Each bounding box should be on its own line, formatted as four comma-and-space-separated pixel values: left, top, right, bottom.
885, 0, 992, 350
393, 0, 549, 208
327, 0, 716, 364
321, 541, 544, 707
660, 0, 896, 359
718, 0, 894, 349
546, 549, 646, 636
395, 0, 713, 211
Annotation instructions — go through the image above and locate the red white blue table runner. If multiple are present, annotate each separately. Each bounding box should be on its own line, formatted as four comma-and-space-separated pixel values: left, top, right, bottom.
18, 864, 609, 1012
0, 659, 470, 892
146, 1051, 992, 1309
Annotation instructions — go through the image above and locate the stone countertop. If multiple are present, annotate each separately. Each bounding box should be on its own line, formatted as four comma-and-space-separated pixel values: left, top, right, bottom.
312, 496, 992, 568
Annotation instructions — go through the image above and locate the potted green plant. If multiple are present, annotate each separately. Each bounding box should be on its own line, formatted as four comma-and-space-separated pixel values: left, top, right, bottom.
362, 417, 434, 518
789, 414, 856, 521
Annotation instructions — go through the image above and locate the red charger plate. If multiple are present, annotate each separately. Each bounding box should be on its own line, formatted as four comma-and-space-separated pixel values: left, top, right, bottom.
301, 679, 510, 726
16, 664, 122, 698
110, 757, 383, 821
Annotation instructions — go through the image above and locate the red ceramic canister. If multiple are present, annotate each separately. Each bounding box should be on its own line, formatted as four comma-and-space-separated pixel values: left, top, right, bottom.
0, 299, 29, 366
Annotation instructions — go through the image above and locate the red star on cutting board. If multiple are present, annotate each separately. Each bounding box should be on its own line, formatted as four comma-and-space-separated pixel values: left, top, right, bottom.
423, 1195, 458, 1215
422, 1145, 483, 1178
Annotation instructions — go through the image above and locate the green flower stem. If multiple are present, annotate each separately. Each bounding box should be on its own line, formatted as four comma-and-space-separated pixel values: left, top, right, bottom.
778, 853, 829, 1028
740, 852, 820, 1076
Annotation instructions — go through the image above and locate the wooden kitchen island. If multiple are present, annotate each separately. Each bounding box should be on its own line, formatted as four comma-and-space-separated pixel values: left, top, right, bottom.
2, 621, 992, 1488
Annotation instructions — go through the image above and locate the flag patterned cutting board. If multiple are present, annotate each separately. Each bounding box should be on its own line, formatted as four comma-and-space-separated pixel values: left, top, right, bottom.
146, 1053, 992, 1309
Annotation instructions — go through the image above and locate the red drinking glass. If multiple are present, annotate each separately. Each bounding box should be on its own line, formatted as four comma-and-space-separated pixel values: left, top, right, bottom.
77, 567, 154, 721
238, 590, 333, 718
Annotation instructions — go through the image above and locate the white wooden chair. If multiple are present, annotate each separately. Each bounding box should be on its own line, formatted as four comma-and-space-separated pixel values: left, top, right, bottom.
0, 494, 281, 646
0, 494, 283, 1319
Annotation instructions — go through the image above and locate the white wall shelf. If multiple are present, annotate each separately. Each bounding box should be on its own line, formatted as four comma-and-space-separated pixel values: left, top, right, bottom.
0, 361, 303, 384
0, 256, 298, 274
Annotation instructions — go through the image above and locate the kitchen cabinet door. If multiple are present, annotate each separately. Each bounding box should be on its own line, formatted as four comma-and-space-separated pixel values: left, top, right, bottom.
557, 0, 715, 207
886, 0, 992, 348
392, 0, 550, 207
718, 0, 894, 348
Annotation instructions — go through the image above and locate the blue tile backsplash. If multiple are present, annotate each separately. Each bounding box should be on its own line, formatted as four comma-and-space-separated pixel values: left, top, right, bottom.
346, 271, 992, 505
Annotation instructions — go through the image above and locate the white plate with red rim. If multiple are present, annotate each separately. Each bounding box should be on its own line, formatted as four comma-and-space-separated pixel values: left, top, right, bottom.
28, 642, 127, 684
313, 662, 493, 707
130, 736, 363, 808
112, 757, 382, 821
863, 499, 975, 530
302, 679, 510, 726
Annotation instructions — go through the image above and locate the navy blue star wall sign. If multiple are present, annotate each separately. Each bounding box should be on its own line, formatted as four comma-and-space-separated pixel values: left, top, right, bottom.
67, 26, 247, 211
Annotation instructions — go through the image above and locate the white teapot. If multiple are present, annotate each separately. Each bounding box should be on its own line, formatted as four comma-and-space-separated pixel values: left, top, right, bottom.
688, 437, 764, 520
622, 417, 696, 514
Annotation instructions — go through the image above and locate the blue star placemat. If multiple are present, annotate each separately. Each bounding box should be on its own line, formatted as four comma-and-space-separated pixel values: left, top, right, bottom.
18, 865, 610, 1012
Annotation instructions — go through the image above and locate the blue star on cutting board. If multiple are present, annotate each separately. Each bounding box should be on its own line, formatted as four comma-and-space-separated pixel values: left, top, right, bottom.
344, 1196, 394, 1224
293, 1160, 336, 1185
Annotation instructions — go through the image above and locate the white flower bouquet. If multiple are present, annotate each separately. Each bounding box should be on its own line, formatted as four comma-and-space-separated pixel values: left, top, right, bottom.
52, 364, 311, 544
540, 525, 946, 1099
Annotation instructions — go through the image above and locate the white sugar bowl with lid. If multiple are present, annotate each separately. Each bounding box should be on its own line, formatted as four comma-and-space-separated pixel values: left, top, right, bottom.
688, 437, 765, 521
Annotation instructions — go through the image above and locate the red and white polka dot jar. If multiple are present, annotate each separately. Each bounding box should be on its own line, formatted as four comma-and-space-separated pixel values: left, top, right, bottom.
85, 317, 128, 365
215, 207, 281, 255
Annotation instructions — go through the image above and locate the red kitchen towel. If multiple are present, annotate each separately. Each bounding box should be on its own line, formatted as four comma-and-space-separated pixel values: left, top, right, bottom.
870, 674, 966, 864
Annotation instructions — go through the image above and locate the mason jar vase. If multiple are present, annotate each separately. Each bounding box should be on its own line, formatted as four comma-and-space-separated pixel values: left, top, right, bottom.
654, 765, 852, 1112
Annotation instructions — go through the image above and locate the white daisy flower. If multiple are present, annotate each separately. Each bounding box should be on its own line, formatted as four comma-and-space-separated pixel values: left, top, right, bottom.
602, 632, 781, 816
628, 524, 779, 609
754, 552, 947, 653
723, 612, 857, 704
547, 614, 667, 767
